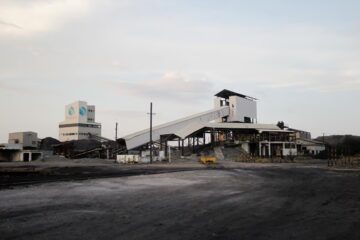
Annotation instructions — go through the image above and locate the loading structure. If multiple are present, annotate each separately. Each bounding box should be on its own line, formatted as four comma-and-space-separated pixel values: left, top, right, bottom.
119, 89, 297, 159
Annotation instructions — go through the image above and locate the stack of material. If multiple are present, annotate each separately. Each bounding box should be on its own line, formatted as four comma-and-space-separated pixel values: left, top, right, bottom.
39, 137, 60, 151
53, 139, 102, 158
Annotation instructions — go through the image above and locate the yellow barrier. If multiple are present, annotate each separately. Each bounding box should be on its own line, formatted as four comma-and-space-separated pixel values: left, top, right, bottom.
200, 156, 217, 164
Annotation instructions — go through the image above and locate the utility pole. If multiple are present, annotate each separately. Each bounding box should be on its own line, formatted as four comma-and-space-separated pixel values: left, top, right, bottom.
115, 122, 118, 141
147, 102, 154, 164
150, 102, 153, 163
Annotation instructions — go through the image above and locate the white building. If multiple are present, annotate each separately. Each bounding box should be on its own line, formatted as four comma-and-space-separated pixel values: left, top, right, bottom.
59, 101, 101, 142
214, 89, 257, 123
0, 132, 43, 162
8, 131, 39, 149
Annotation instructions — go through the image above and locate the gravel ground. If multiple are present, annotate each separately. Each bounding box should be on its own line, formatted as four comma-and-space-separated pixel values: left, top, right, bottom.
1, 162, 359, 240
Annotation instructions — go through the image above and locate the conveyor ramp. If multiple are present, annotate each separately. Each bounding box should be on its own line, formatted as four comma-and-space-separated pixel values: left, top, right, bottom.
122, 107, 230, 150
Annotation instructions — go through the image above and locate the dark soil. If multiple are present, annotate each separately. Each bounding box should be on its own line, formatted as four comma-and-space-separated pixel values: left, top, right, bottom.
1, 163, 359, 240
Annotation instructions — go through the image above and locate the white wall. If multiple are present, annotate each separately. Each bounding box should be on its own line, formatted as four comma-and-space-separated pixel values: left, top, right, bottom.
213, 97, 222, 109
306, 145, 326, 155
283, 148, 297, 156
59, 125, 101, 141
228, 96, 257, 122
63, 101, 88, 124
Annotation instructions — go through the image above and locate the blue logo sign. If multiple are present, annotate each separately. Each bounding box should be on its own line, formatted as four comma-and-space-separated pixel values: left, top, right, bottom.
79, 106, 87, 116
68, 106, 75, 116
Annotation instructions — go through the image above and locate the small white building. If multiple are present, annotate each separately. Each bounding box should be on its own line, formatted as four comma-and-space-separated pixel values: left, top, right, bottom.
296, 138, 326, 155
8, 131, 39, 149
59, 101, 101, 142
214, 89, 257, 123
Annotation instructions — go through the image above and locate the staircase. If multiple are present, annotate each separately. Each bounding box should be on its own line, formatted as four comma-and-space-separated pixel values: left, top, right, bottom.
222, 146, 253, 162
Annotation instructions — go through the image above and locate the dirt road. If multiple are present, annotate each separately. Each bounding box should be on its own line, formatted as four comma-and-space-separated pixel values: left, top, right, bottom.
1, 163, 359, 240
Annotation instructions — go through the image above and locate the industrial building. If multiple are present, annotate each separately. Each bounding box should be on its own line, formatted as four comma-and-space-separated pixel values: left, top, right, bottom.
0, 91, 325, 162
59, 101, 101, 142
119, 89, 305, 160
8, 131, 39, 149
296, 138, 326, 155
0, 132, 43, 162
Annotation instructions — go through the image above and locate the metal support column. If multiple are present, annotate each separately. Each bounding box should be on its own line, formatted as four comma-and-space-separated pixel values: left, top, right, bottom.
165, 140, 168, 158
259, 143, 262, 157
268, 143, 271, 158
181, 139, 184, 157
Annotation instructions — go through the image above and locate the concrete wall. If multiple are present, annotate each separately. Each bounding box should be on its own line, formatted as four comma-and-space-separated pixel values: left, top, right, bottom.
87, 105, 95, 123
0, 150, 42, 162
0, 150, 22, 162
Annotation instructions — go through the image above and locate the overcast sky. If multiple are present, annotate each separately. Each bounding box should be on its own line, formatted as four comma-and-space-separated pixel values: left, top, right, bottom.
1, 0, 360, 142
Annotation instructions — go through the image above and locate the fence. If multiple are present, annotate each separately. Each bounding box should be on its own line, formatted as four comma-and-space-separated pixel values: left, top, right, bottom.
327, 148, 360, 168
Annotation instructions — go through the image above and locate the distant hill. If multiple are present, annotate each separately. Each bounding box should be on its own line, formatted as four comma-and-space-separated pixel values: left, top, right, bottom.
314, 135, 360, 155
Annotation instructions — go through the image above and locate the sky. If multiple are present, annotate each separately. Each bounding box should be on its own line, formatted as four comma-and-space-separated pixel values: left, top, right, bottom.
1, 0, 360, 142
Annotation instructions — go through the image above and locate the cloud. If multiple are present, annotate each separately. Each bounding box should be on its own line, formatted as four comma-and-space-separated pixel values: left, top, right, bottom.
0, 82, 27, 94
0, 20, 23, 30
0, 0, 92, 36
257, 67, 360, 92
0, 79, 58, 95
110, 71, 213, 101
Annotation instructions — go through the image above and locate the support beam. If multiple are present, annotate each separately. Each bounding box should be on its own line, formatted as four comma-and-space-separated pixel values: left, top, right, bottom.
211, 131, 215, 146
259, 143, 262, 157
165, 140, 168, 158
282, 142, 285, 158
268, 143, 271, 158
181, 139, 184, 157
